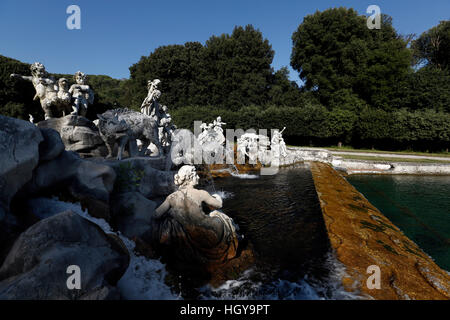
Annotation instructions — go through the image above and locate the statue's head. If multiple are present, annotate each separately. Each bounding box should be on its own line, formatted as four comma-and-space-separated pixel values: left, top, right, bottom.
74, 71, 87, 84
161, 105, 168, 112
148, 79, 161, 90
174, 165, 199, 188
58, 78, 69, 90
30, 62, 46, 78
217, 116, 222, 122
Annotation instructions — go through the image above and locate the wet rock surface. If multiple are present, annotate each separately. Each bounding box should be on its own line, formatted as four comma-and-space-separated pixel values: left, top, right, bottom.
0, 210, 129, 300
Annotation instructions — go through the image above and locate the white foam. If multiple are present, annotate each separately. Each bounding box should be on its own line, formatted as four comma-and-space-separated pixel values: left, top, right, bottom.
214, 190, 235, 200
231, 172, 259, 179
198, 252, 367, 300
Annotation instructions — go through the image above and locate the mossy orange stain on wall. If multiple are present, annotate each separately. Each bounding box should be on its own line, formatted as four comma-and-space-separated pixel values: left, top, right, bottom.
310, 162, 450, 300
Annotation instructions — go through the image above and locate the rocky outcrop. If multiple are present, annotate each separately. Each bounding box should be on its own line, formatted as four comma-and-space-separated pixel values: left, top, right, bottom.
37, 114, 107, 157
101, 157, 175, 199
0, 211, 129, 300
0, 116, 43, 220
20, 151, 116, 220
310, 162, 450, 300
38, 128, 65, 162
111, 192, 157, 239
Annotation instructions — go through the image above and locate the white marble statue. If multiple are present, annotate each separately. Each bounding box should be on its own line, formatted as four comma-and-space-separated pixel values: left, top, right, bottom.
69, 71, 94, 117
271, 127, 287, 158
57, 78, 72, 115
198, 116, 226, 146
152, 165, 238, 264
159, 105, 176, 153
141, 79, 161, 120
10, 62, 70, 119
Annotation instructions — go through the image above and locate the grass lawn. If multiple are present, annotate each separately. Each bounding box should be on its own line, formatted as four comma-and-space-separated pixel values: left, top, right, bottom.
339, 154, 450, 163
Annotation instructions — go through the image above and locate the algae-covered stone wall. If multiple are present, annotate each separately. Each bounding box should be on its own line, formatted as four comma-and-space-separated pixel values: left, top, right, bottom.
310, 162, 450, 300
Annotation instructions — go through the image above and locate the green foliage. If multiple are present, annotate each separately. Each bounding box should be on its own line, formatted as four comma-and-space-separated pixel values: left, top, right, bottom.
412, 20, 450, 70
290, 8, 412, 109
173, 104, 449, 151
128, 41, 205, 110
1, 14, 449, 153
0, 55, 42, 120
127, 25, 278, 110
391, 67, 450, 112
0, 55, 128, 121
113, 162, 145, 194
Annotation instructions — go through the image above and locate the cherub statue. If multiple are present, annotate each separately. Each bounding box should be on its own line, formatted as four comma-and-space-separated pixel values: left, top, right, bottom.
152, 165, 239, 266
69, 71, 94, 117
57, 78, 72, 116
10, 62, 60, 119
141, 79, 161, 120
213, 116, 226, 135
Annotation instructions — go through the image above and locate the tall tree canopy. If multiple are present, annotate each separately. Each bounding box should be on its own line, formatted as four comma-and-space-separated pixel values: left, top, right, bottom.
201, 25, 275, 109
127, 25, 276, 110
412, 20, 450, 70
128, 42, 205, 109
290, 8, 412, 110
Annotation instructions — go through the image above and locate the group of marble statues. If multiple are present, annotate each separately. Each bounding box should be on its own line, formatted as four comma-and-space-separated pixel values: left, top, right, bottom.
198, 116, 227, 146
10, 62, 176, 160
11, 62, 94, 119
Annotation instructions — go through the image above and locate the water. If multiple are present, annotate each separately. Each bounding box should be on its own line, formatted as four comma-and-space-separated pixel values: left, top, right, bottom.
201, 164, 363, 299
347, 175, 450, 271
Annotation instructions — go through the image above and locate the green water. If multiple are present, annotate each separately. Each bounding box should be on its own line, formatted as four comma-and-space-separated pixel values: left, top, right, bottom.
347, 175, 450, 271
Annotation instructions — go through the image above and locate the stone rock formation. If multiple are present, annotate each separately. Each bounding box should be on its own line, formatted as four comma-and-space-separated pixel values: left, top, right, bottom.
0, 211, 129, 300
102, 157, 175, 198
111, 192, 157, 239
37, 114, 107, 157
0, 115, 43, 220
20, 150, 116, 220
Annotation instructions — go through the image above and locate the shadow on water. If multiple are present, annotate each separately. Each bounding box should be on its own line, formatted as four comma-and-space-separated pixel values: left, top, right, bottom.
210, 163, 331, 286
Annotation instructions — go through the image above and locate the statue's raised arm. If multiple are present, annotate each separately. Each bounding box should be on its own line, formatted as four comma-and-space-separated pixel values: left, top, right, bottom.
10, 73, 33, 81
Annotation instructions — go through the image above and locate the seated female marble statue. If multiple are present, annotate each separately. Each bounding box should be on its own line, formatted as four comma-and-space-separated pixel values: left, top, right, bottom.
151, 165, 238, 270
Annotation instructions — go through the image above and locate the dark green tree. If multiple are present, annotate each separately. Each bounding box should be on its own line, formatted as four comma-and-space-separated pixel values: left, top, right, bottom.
128, 42, 205, 110
412, 20, 450, 70
290, 8, 412, 109
201, 24, 275, 110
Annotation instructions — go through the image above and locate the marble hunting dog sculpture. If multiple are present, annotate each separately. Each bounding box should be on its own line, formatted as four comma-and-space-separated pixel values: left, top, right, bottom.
97, 108, 162, 159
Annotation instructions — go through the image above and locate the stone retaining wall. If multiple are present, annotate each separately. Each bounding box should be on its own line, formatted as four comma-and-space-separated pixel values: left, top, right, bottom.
310, 162, 450, 300
285, 147, 450, 175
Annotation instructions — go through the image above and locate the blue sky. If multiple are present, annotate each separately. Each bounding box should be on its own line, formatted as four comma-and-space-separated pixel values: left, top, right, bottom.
0, 0, 449, 81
